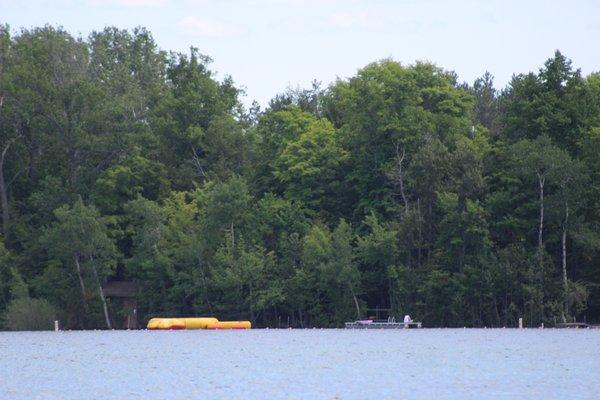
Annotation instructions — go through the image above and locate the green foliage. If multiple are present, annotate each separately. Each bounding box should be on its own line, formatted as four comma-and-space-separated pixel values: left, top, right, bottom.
0, 241, 20, 313
472, 72, 499, 133
3, 297, 56, 331
274, 117, 348, 219
38, 199, 117, 328
43, 199, 116, 272
294, 220, 362, 326
252, 107, 323, 195
0, 26, 598, 329
212, 234, 281, 321
501, 51, 592, 153
198, 176, 255, 251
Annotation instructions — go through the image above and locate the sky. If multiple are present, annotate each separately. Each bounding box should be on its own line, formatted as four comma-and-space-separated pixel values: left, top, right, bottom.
1, 0, 599, 108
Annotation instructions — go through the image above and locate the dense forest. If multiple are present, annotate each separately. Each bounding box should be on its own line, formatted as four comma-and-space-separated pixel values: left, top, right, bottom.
0, 25, 598, 329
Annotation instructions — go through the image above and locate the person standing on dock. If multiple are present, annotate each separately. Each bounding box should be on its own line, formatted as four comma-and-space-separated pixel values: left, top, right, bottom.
403, 314, 412, 328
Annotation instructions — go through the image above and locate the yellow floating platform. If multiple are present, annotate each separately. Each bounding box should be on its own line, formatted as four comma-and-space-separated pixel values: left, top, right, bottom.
147, 318, 185, 330
146, 317, 250, 330
182, 317, 219, 329
206, 321, 252, 330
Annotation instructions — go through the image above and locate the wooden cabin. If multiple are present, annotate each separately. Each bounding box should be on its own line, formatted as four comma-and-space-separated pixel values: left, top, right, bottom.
102, 281, 139, 329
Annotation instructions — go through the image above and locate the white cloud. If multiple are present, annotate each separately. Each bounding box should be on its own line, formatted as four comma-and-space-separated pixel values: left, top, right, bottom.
90, 0, 167, 7
117, 0, 165, 5
281, 0, 359, 4
177, 16, 242, 38
283, 0, 310, 5
328, 11, 372, 28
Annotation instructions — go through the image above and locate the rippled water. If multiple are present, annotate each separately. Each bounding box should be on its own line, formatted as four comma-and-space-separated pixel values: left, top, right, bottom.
1, 329, 599, 399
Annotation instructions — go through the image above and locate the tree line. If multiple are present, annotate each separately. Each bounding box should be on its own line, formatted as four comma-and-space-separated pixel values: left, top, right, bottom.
0, 25, 598, 329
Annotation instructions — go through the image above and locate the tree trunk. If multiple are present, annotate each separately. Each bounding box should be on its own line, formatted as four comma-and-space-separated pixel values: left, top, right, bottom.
90, 256, 111, 329
537, 173, 545, 323
417, 198, 422, 268
74, 254, 89, 315
388, 276, 393, 311
503, 260, 509, 327
350, 286, 361, 319
392, 145, 412, 269
395, 145, 409, 215
197, 255, 213, 314
0, 135, 20, 237
537, 174, 545, 269
0, 160, 8, 237
562, 200, 569, 318
492, 295, 501, 327
27, 135, 37, 182
457, 194, 467, 272
427, 201, 433, 263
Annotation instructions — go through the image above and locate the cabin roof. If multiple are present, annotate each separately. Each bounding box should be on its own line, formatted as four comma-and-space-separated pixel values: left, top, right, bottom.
102, 281, 138, 298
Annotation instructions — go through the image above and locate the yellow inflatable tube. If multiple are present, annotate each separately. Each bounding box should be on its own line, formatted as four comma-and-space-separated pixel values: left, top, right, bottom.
147, 317, 219, 330
206, 321, 252, 330
147, 318, 185, 330
183, 317, 219, 329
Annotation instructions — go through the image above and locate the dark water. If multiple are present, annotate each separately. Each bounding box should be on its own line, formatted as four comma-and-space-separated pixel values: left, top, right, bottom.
1, 329, 599, 399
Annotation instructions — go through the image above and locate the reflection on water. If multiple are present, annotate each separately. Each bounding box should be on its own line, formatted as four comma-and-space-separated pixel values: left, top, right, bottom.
1, 329, 599, 399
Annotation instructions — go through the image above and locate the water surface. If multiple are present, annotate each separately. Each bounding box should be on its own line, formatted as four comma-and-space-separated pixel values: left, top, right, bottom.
1, 329, 599, 399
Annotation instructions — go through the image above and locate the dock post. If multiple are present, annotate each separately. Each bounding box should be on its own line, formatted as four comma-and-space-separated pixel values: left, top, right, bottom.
518, 318, 523, 329
54, 320, 59, 331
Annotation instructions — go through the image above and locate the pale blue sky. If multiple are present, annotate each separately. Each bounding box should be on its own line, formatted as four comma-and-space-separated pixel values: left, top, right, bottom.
1, 0, 599, 107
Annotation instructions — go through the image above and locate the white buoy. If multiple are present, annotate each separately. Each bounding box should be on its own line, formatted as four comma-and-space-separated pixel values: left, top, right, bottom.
54, 320, 59, 331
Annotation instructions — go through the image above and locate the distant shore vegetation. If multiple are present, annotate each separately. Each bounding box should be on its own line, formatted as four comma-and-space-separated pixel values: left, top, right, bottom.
0, 25, 599, 329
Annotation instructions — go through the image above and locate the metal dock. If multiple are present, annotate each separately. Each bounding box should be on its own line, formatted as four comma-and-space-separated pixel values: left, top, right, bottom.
345, 320, 422, 329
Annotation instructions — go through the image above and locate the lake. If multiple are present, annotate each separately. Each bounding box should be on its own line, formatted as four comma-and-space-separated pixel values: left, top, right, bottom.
1, 329, 599, 399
